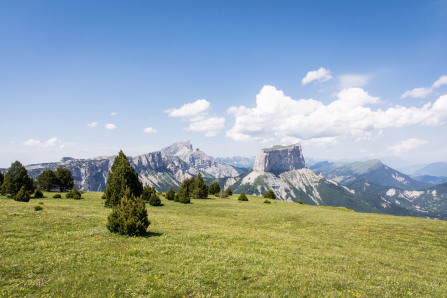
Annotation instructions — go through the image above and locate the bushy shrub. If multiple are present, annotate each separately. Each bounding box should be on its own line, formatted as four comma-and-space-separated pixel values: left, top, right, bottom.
238, 192, 248, 201
66, 186, 82, 199
174, 193, 180, 202
39, 201, 44, 205
106, 188, 150, 236
34, 189, 44, 198
34, 205, 43, 211
165, 188, 175, 200
225, 188, 232, 196
14, 186, 30, 202
264, 189, 276, 200
148, 193, 161, 206
264, 199, 271, 204
53, 194, 62, 198
297, 200, 303, 204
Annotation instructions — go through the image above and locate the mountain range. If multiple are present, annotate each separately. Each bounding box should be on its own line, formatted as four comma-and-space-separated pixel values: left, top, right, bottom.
2, 140, 447, 220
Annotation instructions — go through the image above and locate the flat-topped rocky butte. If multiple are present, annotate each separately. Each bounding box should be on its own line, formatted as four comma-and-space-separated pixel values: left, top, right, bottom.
253, 144, 306, 173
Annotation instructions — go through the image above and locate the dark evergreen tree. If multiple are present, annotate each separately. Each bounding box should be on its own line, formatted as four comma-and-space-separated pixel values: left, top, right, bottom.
225, 188, 233, 196
14, 185, 31, 202
238, 192, 248, 201
141, 185, 156, 202
0, 172, 4, 188
193, 173, 209, 199
264, 189, 276, 200
148, 193, 161, 206
209, 181, 221, 195
106, 188, 150, 236
55, 167, 74, 192
177, 177, 194, 204
1, 161, 34, 196
104, 150, 143, 208
37, 169, 57, 191
166, 187, 175, 200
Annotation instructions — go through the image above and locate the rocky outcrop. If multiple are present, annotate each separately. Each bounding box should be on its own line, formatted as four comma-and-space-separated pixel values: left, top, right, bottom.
253, 144, 305, 173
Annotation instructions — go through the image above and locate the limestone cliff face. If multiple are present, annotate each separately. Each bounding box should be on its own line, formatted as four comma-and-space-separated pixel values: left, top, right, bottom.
253, 144, 305, 173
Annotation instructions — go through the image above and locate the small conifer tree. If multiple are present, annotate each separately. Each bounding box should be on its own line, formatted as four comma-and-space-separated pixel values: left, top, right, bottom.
148, 193, 161, 206
104, 150, 143, 208
225, 188, 232, 196
34, 189, 44, 198
193, 173, 209, 199
238, 192, 248, 201
55, 167, 74, 192
141, 185, 156, 202
66, 186, 82, 199
37, 169, 57, 191
14, 185, 31, 202
166, 188, 175, 200
209, 181, 221, 195
106, 188, 150, 236
264, 189, 276, 200
2, 161, 34, 196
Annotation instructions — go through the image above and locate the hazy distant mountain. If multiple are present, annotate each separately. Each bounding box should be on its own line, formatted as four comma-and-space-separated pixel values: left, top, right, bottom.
310, 160, 431, 191
410, 175, 447, 186
214, 156, 255, 169
414, 162, 447, 177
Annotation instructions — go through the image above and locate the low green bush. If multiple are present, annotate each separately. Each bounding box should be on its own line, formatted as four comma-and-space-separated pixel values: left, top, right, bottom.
53, 194, 62, 198
238, 192, 248, 201
34, 189, 44, 198
14, 186, 30, 202
34, 205, 43, 211
148, 193, 161, 206
297, 200, 303, 204
264, 199, 271, 204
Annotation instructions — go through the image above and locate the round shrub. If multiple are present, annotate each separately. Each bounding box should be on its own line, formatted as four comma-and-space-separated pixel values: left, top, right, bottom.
238, 192, 248, 201
297, 200, 304, 204
264, 199, 271, 204
34, 205, 43, 211
14, 186, 30, 202
39, 201, 44, 205
225, 188, 232, 196
264, 189, 276, 200
66, 186, 82, 199
34, 189, 44, 198
53, 194, 62, 198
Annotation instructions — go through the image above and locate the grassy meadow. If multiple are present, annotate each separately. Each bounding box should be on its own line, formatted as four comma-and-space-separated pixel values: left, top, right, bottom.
1, 192, 446, 297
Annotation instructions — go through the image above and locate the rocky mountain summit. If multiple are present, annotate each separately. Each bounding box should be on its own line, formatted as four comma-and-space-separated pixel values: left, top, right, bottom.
253, 144, 305, 173
24, 141, 246, 192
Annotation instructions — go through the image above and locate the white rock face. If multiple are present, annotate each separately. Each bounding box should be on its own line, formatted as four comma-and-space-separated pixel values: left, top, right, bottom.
253, 144, 305, 173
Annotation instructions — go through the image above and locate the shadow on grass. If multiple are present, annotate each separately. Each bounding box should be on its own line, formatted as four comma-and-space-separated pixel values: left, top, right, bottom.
142, 231, 163, 238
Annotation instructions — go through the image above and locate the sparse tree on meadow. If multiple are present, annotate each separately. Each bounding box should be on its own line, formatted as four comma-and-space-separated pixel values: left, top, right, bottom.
142, 185, 156, 202
177, 177, 194, 203
38, 169, 57, 191
225, 188, 232, 196
209, 181, 221, 195
148, 193, 161, 206
238, 192, 248, 201
264, 189, 276, 200
166, 187, 175, 200
104, 150, 143, 208
106, 187, 150, 236
193, 173, 208, 199
1, 161, 34, 196
55, 167, 74, 192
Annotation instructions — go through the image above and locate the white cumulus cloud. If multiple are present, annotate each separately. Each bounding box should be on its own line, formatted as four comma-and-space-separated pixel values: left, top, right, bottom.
302, 67, 332, 85
87, 122, 98, 128
143, 127, 157, 133
165, 99, 210, 121
401, 75, 447, 99
226, 85, 447, 144
387, 138, 428, 155
166, 99, 224, 137
188, 117, 225, 137
105, 123, 116, 130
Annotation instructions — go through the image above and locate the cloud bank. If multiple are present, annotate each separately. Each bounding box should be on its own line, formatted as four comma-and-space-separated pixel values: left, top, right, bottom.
226, 85, 447, 143
387, 138, 428, 155
23, 138, 67, 149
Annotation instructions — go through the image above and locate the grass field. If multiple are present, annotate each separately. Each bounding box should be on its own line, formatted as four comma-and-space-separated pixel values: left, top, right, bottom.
1, 192, 446, 297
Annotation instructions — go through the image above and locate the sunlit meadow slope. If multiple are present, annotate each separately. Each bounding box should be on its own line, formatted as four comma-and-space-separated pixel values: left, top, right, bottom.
1, 192, 446, 296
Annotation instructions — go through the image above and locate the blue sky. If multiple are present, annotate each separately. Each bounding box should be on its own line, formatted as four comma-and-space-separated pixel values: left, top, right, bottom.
1, 0, 447, 168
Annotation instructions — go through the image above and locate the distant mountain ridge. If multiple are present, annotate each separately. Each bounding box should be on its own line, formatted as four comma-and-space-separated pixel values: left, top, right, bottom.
310, 160, 431, 191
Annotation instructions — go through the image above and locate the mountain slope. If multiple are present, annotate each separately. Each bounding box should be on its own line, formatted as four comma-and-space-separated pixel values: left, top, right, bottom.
310, 160, 430, 190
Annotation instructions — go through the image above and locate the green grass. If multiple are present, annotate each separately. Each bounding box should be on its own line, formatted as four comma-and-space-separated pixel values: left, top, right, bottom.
1, 192, 446, 297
